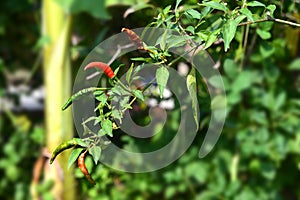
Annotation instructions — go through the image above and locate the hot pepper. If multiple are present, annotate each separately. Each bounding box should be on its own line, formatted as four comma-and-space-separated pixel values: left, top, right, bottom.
122, 28, 145, 51
50, 138, 78, 164
84, 62, 115, 79
78, 151, 96, 185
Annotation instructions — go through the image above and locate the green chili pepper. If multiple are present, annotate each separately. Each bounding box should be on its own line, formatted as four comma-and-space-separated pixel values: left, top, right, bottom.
62, 87, 104, 111
50, 138, 78, 164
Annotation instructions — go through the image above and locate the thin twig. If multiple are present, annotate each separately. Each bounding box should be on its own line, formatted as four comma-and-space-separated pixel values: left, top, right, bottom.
238, 15, 300, 28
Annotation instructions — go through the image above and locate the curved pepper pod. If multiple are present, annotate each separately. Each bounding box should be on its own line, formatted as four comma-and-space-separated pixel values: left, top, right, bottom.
84, 61, 115, 78
78, 151, 96, 185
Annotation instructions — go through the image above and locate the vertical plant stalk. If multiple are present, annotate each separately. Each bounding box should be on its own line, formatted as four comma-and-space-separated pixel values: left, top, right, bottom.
42, 0, 75, 200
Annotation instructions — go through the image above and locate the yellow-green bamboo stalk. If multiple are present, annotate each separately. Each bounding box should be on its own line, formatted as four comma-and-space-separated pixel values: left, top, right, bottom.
42, 0, 75, 199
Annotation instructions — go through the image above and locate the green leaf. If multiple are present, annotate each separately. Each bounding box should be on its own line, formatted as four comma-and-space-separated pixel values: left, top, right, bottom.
187, 68, 199, 130
259, 42, 275, 58
55, 0, 111, 19
267, 5, 276, 14
123, 3, 153, 18
156, 67, 169, 98
175, 0, 183, 10
239, 8, 254, 22
256, 28, 271, 40
101, 119, 113, 137
126, 63, 134, 84
185, 9, 201, 20
88, 145, 102, 165
204, 29, 220, 49
274, 92, 286, 111
202, 1, 229, 12
73, 138, 88, 147
133, 90, 144, 101
111, 109, 123, 122
247, 1, 265, 7
208, 75, 224, 89
222, 19, 238, 52
186, 26, 195, 34
289, 58, 300, 70
166, 35, 191, 49
161, 29, 168, 51
211, 95, 226, 110
94, 92, 107, 106
223, 59, 238, 79
232, 71, 255, 92
68, 148, 84, 170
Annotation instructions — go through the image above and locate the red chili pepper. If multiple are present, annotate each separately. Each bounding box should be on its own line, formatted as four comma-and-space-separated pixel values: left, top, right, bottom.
78, 151, 96, 185
84, 62, 114, 78
122, 28, 145, 51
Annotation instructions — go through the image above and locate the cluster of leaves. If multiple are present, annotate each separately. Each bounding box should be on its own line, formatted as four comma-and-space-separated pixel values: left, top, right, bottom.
2, 0, 300, 199
74, 0, 300, 199
56, 37, 176, 179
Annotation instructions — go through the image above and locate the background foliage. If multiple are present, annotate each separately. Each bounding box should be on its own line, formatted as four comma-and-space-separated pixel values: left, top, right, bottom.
0, 0, 300, 199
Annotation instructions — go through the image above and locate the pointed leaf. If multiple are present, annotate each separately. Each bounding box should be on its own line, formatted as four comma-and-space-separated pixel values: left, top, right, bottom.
133, 90, 144, 101
203, 1, 229, 12
68, 148, 84, 170
73, 138, 88, 147
240, 8, 254, 22
88, 145, 102, 165
187, 68, 199, 130
126, 63, 134, 84
101, 119, 113, 137
222, 20, 238, 52
156, 67, 169, 98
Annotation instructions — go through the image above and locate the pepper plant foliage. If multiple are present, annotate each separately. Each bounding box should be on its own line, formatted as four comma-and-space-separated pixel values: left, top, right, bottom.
52, 0, 300, 195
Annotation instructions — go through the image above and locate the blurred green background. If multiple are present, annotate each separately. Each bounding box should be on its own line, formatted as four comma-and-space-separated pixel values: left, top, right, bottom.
0, 0, 300, 199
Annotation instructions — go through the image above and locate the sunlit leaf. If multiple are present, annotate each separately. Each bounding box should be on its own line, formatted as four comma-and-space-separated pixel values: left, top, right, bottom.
187, 68, 199, 130
156, 67, 169, 98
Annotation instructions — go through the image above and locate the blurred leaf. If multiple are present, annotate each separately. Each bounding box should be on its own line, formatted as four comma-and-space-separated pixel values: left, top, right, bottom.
223, 59, 238, 79
185, 162, 207, 183
259, 42, 275, 58
208, 75, 224, 89
289, 58, 300, 70
232, 71, 255, 92
267, 4, 276, 14
165, 186, 176, 199
256, 28, 271, 40
55, 0, 110, 19
156, 67, 169, 98
123, 3, 153, 18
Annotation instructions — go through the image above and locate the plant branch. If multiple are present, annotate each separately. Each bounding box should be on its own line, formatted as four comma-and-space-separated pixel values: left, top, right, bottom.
238, 15, 300, 28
